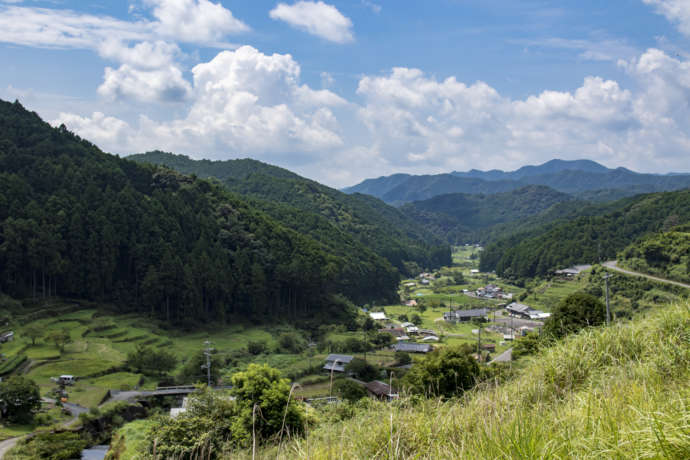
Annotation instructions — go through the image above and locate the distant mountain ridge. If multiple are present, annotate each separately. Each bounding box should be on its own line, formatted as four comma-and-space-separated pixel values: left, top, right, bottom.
343, 159, 690, 204
400, 185, 574, 244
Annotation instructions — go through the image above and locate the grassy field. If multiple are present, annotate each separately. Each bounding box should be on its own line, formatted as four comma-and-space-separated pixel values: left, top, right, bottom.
0, 302, 314, 409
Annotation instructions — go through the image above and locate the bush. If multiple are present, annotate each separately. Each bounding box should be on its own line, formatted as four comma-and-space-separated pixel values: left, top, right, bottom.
0, 375, 41, 422
345, 358, 380, 381
334, 379, 367, 402
9, 432, 87, 460
395, 351, 412, 365
544, 292, 606, 339
402, 344, 480, 398
277, 332, 306, 353
247, 340, 267, 355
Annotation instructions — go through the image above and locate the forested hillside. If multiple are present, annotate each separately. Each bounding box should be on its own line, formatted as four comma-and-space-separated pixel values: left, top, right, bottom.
400, 185, 573, 244
619, 226, 690, 283
480, 189, 690, 279
130, 152, 451, 275
0, 100, 401, 324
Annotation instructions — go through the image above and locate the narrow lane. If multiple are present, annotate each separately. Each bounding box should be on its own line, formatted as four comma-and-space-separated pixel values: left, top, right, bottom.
602, 261, 690, 289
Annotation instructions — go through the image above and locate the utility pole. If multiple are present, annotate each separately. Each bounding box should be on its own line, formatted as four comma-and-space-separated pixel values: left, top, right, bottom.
602, 273, 614, 325
202, 340, 213, 386
476, 324, 481, 362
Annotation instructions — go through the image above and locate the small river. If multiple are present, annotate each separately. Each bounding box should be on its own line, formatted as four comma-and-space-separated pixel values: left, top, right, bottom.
81, 445, 109, 460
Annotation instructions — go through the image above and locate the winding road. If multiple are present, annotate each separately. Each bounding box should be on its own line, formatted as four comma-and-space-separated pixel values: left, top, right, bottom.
602, 261, 690, 289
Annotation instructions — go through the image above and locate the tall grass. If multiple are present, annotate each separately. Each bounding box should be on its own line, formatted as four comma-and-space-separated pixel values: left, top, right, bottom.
239, 302, 690, 459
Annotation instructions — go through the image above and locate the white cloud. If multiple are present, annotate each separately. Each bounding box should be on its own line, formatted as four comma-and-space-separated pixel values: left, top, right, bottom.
143, 0, 249, 45
97, 39, 180, 69
361, 0, 382, 14
52, 47, 690, 187
0, 1, 247, 50
0, 6, 150, 49
53, 111, 133, 151
98, 64, 192, 102
644, 0, 690, 36
269, 1, 354, 43
57, 46, 344, 159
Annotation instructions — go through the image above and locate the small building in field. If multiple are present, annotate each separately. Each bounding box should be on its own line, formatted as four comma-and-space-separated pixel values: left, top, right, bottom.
379, 327, 407, 338
443, 308, 489, 323
364, 381, 398, 401
394, 342, 432, 353
369, 312, 387, 321
418, 328, 437, 337
323, 354, 354, 373
404, 299, 418, 307
505, 302, 551, 320
0, 331, 14, 343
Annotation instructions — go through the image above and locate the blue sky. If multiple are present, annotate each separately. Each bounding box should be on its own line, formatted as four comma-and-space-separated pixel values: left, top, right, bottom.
2, 0, 690, 187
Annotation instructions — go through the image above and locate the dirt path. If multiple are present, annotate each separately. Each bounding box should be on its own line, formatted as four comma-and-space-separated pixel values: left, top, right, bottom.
0, 402, 86, 459
602, 261, 690, 289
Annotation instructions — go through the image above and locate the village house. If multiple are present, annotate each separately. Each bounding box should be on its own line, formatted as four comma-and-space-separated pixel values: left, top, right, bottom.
0, 331, 13, 343
379, 327, 409, 341
505, 302, 551, 320
443, 308, 489, 323
364, 380, 398, 401
394, 342, 432, 353
323, 354, 354, 373
404, 299, 418, 307
369, 312, 387, 321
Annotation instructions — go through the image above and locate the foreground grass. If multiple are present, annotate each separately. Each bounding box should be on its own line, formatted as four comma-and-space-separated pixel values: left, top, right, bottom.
245, 301, 690, 459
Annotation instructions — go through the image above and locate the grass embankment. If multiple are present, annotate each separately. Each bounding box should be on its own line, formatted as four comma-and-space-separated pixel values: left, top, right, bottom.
256, 301, 690, 459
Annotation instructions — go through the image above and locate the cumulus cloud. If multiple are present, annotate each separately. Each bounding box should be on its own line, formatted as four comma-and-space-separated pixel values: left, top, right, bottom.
98, 64, 192, 102
644, 0, 690, 36
354, 49, 690, 176
270, 1, 354, 43
53, 111, 133, 151
58, 46, 345, 159
54, 47, 690, 186
144, 0, 249, 45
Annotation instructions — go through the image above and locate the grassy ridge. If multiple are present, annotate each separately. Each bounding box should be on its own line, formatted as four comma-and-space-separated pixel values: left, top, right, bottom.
251, 301, 690, 459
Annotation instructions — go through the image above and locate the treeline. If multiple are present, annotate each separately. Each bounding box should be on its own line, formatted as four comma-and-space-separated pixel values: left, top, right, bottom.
0, 100, 399, 325
130, 151, 451, 275
480, 189, 690, 279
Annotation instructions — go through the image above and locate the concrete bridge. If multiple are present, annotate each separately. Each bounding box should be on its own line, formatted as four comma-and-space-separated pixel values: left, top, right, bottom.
105, 385, 231, 403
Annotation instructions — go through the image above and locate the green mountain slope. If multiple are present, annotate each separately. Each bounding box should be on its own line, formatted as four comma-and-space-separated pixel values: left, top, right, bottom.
0, 99, 400, 324
480, 189, 690, 279
619, 226, 690, 284
400, 185, 574, 244
130, 151, 451, 275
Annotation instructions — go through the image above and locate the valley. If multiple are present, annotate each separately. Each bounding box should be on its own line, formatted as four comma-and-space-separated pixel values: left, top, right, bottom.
0, 99, 688, 459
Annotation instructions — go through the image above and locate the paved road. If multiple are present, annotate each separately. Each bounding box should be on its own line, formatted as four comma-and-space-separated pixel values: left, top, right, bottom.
602, 261, 690, 289
490, 348, 512, 363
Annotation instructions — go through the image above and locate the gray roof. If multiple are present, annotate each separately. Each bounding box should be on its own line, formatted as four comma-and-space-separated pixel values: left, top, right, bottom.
324, 354, 354, 363
394, 342, 432, 353
454, 308, 489, 317
506, 302, 531, 313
